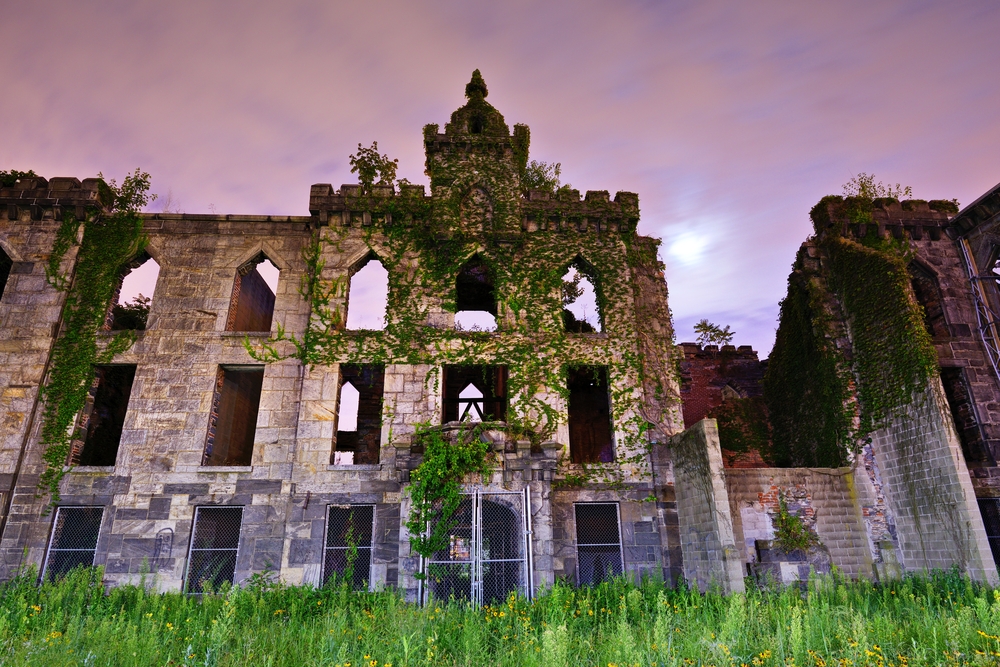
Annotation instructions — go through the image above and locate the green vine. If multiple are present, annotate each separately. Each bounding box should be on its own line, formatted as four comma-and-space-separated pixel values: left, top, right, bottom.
766, 183, 940, 466
38, 169, 153, 500
405, 423, 495, 559
772, 494, 820, 554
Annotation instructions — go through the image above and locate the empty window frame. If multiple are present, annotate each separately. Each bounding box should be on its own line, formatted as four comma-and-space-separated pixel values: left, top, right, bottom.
70, 365, 137, 467
978, 498, 1000, 571
185, 506, 243, 593
0, 245, 11, 302
203, 366, 264, 466
323, 505, 375, 589
345, 254, 389, 330
107, 252, 160, 331
940, 367, 994, 464
443, 365, 507, 423
42, 506, 104, 581
333, 364, 385, 465
455, 254, 497, 331
226, 253, 279, 332
567, 366, 615, 463
562, 261, 602, 333
575, 503, 624, 586
908, 262, 949, 339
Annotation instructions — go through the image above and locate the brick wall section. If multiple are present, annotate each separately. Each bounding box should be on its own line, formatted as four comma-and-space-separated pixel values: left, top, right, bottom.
724, 468, 874, 579
869, 381, 998, 584
678, 343, 766, 428
670, 418, 744, 593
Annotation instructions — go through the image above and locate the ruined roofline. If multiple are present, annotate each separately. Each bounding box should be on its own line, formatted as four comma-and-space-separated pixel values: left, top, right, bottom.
811, 196, 958, 242
679, 342, 759, 360
946, 180, 1000, 239
309, 182, 640, 234
0, 176, 109, 221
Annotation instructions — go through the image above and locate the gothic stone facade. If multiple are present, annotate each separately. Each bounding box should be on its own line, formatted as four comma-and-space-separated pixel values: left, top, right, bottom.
0, 76, 691, 597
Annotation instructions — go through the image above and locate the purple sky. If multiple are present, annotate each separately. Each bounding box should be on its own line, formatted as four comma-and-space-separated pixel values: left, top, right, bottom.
3, 1, 999, 355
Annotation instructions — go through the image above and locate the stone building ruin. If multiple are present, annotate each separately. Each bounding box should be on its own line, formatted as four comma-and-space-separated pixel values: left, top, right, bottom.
2, 72, 1000, 597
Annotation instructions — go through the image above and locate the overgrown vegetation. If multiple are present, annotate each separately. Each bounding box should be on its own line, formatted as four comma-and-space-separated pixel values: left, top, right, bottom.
405, 424, 495, 558
38, 170, 153, 499
6, 567, 1000, 666
764, 175, 941, 466
694, 320, 734, 347
0, 169, 37, 187
707, 396, 771, 464
772, 494, 820, 554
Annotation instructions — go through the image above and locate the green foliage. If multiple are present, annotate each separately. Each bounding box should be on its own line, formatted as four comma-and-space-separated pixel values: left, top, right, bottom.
110, 294, 151, 330
0, 169, 36, 187
842, 172, 912, 201
707, 397, 771, 463
693, 319, 734, 347
349, 142, 399, 194
521, 160, 572, 196
772, 494, 820, 553
405, 424, 495, 558
4, 566, 1000, 665
38, 169, 154, 500
764, 271, 854, 467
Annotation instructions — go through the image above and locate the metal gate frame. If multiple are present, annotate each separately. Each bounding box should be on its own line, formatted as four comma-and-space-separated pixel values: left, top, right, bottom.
421, 487, 533, 606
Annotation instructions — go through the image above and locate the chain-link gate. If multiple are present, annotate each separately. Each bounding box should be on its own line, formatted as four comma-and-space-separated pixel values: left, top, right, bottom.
422, 488, 533, 606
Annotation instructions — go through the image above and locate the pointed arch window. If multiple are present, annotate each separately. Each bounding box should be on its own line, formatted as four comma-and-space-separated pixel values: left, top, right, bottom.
346, 254, 389, 331
908, 262, 948, 339
333, 364, 385, 465
107, 252, 160, 330
226, 253, 279, 332
562, 259, 602, 333
455, 254, 497, 331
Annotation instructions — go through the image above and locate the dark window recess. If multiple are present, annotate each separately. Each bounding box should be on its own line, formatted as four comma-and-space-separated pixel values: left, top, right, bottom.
43, 507, 103, 581
203, 367, 264, 466
978, 498, 1000, 571
568, 366, 614, 463
443, 365, 507, 423
185, 506, 243, 593
334, 364, 385, 465
226, 255, 277, 332
323, 505, 374, 589
575, 503, 623, 586
908, 263, 949, 339
456, 255, 496, 314
940, 367, 994, 463
70, 365, 136, 467
0, 246, 12, 302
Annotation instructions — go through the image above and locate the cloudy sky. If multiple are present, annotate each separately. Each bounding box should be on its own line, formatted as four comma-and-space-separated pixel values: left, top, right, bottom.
3, 1, 999, 355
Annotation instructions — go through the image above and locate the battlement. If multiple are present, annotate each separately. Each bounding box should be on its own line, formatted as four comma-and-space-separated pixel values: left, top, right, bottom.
521, 189, 639, 234
811, 196, 957, 242
679, 342, 760, 360
0, 175, 109, 221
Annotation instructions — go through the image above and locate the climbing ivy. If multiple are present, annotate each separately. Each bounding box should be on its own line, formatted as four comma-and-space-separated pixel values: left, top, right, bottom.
405, 423, 495, 559
38, 169, 153, 500
765, 187, 940, 467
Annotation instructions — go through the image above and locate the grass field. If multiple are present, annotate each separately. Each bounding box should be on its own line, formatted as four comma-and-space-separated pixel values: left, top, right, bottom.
3, 568, 1000, 666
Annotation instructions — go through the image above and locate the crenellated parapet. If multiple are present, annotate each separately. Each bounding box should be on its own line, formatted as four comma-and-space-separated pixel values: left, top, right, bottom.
810, 196, 957, 242
0, 176, 110, 222
522, 189, 639, 235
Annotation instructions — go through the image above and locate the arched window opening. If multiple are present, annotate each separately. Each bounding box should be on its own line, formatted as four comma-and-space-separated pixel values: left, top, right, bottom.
227, 254, 279, 332
908, 262, 948, 339
0, 246, 12, 302
346, 256, 388, 330
108, 253, 160, 330
455, 255, 496, 331
562, 263, 602, 333
333, 364, 385, 465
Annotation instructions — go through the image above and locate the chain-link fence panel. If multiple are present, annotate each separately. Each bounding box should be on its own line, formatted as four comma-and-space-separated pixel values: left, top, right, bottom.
324, 505, 374, 589
426, 496, 474, 603
575, 503, 623, 585
185, 506, 243, 593
481, 494, 527, 604
43, 507, 104, 580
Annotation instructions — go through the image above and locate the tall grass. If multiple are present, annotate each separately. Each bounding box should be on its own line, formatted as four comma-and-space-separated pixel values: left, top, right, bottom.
3, 567, 1000, 666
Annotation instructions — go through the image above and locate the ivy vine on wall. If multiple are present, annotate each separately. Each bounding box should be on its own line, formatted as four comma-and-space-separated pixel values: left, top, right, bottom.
39, 170, 153, 500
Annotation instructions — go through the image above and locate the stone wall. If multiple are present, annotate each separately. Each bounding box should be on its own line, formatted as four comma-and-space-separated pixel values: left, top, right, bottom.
670, 419, 744, 593
725, 467, 874, 581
